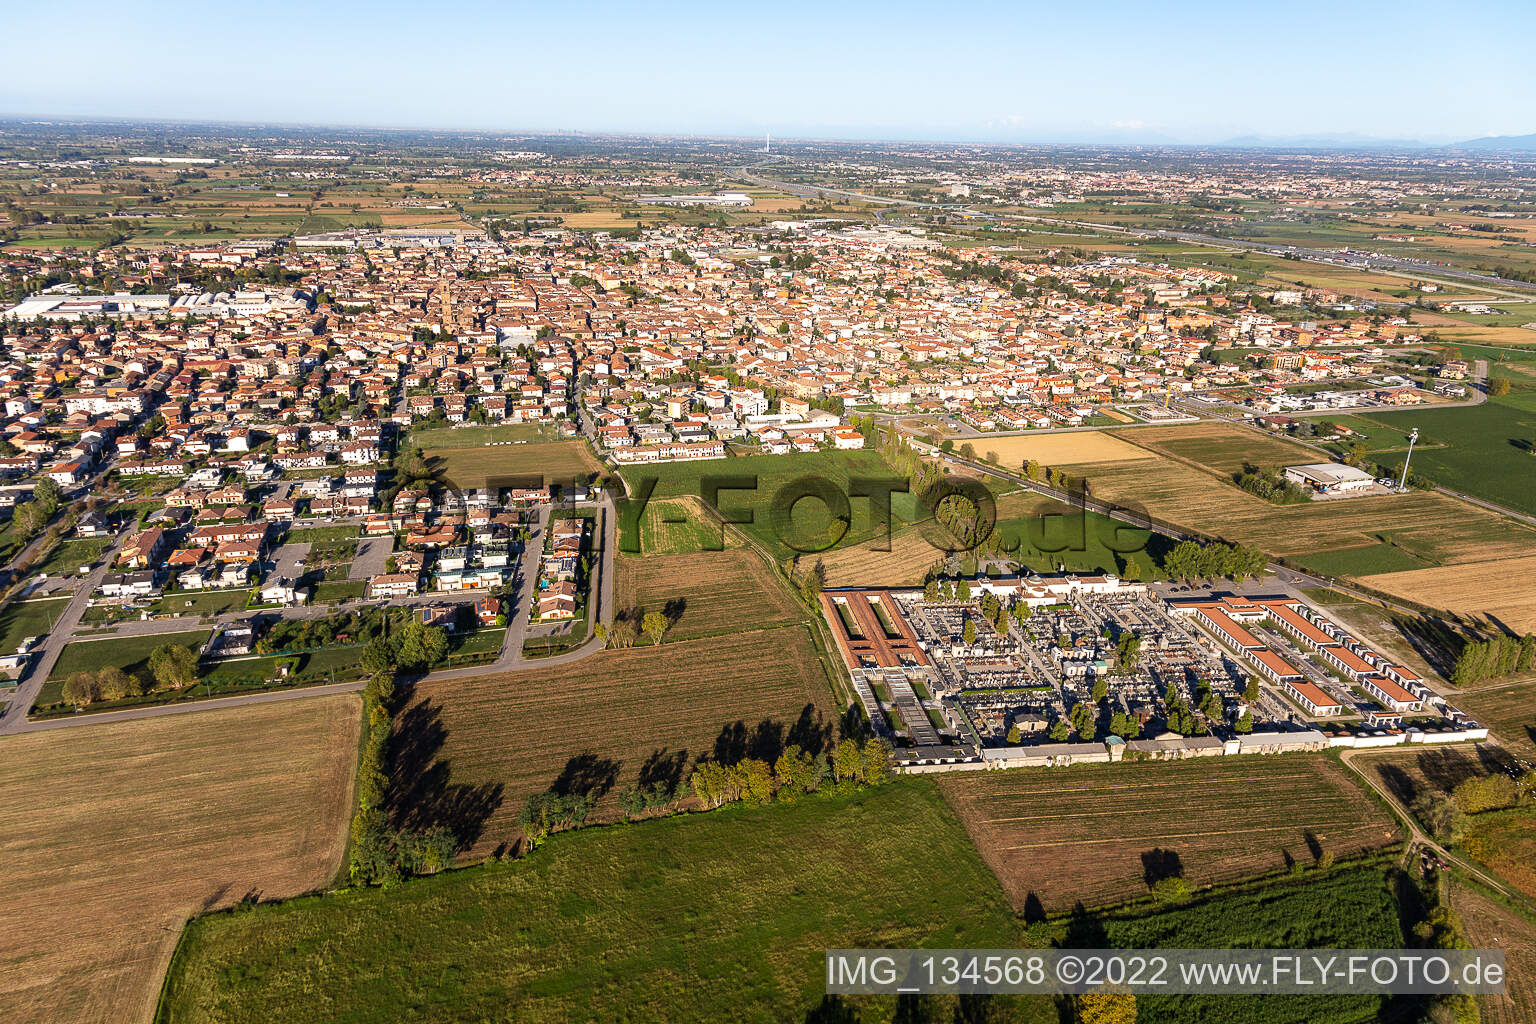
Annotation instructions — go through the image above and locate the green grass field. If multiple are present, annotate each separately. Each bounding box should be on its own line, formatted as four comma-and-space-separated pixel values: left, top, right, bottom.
0, 598, 69, 654
619, 450, 955, 561
1076, 859, 1409, 1024
31, 537, 114, 578
1292, 541, 1436, 577
406, 421, 562, 449
1356, 397, 1536, 516
157, 779, 1028, 1024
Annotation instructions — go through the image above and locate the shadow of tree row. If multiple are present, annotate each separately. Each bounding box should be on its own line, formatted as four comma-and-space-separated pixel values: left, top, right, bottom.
386, 697, 854, 854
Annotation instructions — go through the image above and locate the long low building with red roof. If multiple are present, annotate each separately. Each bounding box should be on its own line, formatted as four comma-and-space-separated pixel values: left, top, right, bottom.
1168, 593, 1432, 719
820, 588, 929, 672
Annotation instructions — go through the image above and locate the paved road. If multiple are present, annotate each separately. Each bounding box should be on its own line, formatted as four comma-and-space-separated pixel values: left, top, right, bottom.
16, 679, 368, 732
0, 490, 620, 734
0, 529, 128, 734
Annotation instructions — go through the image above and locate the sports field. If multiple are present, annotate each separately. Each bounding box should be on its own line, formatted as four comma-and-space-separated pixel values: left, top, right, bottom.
0, 695, 359, 1024
158, 780, 1029, 1024
938, 755, 1399, 912
613, 547, 803, 641
427, 439, 603, 490
393, 627, 839, 855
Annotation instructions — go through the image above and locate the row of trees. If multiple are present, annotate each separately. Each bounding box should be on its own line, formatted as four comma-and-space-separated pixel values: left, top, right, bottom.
348, 674, 458, 885
1448, 631, 1536, 686
13, 477, 65, 539
520, 738, 893, 850
1159, 540, 1268, 582
595, 609, 674, 648
60, 641, 198, 708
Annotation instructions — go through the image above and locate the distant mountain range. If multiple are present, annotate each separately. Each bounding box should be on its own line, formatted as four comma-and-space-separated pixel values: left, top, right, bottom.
1449, 133, 1536, 152
1205, 131, 1536, 153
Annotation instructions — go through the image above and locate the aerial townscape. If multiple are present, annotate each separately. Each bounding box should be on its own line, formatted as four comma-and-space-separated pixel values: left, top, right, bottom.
2, 4, 1536, 1023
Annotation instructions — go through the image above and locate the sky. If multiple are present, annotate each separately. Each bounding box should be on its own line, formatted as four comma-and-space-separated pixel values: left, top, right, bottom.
4, 0, 1533, 145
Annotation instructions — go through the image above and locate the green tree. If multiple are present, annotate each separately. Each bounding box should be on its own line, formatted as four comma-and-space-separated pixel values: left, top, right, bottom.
642, 611, 669, 646
62, 671, 98, 707
833, 738, 864, 784
148, 642, 198, 690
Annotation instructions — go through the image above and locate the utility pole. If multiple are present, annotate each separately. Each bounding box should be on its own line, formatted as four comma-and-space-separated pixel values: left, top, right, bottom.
1397, 428, 1419, 491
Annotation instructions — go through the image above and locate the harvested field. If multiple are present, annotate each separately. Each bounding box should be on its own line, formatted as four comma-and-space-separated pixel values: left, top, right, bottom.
0, 694, 359, 1024
1452, 882, 1536, 1024
938, 755, 1399, 912
393, 628, 838, 857
613, 547, 803, 640
428, 440, 602, 491
1362, 556, 1536, 633
1453, 684, 1536, 758
1049, 428, 1536, 568
970, 430, 1156, 468
1115, 421, 1317, 475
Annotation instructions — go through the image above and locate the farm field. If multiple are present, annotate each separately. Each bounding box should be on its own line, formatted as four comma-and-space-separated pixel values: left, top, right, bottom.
1362, 554, 1536, 633
1451, 684, 1536, 758
393, 626, 838, 856
1119, 420, 1319, 476
1033, 423, 1536, 571
427, 439, 603, 491
1452, 882, 1536, 1024
960, 430, 1156, 467
818, 491, 1158, 588
159, 779, 1035, 1024
1079, 860, 1408, 1024
613, 547, 802, 641
938, 755, 1400, 912
406, 421, 561, 449
619, 449, 931, 562
0, 695, 359, 1024
617, 494, 740, 554
1357, 398, 1536, 517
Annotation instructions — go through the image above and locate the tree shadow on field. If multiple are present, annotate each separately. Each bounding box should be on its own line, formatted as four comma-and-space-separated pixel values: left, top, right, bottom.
550, 752, 620, 800
1376, 762, 1417, 806
788, 702, 834, 757
1060, 901, 1109, 948
639, 747, 689, 794
1140, 847, 1184, 886
388, 697, 504, 853
1416, 747, 1481, 794
806, 995, 860, 1024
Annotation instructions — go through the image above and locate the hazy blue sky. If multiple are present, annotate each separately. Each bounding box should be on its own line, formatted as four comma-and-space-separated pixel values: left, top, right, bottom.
4, 0, 1532, 144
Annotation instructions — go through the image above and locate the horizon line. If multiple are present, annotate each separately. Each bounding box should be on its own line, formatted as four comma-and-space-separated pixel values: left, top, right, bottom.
2, 111, 1532, 153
